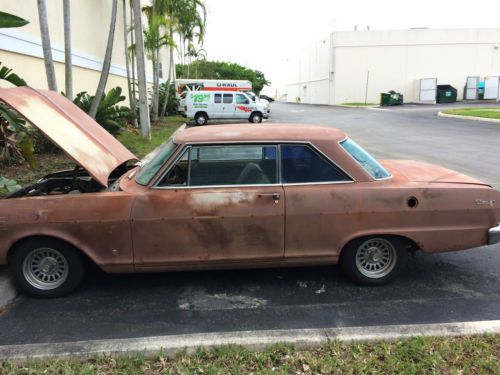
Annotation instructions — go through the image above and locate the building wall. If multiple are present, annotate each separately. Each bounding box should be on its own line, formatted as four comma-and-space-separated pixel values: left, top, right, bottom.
0, 0, 169, 100
287, 28, 500, 104
286, 35, 331, 104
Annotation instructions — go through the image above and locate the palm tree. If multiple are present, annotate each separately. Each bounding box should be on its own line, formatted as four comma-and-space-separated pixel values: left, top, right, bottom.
122, 0, 138, 128
89, 0, 118, 119
36, 0, 57, 91
132, 0, 151, 139
156, 0, 206, 117
63, 0, 72, 100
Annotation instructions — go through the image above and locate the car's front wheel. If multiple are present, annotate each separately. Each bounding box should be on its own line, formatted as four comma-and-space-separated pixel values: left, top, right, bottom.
11, 238, 85, 298
340, 236, 407, 286
249, 112, 263, 123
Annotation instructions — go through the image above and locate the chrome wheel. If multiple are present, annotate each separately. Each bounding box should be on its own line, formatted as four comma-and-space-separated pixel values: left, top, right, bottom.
22, 247, 69, 290
355, 238, 396, 279
251, 114, 261, 123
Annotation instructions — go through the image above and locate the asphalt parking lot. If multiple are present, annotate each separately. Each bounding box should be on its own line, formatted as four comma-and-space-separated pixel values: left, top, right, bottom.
0, 102, 499, 345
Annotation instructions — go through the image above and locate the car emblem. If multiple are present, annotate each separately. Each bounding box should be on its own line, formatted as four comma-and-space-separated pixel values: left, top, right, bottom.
475, 199, 496, 207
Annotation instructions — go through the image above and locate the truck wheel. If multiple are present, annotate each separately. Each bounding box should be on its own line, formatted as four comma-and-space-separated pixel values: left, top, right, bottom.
249, 112, 263, 123
195, 113, 208, 125
340, 236, 407, 286
11, 238, 85, 298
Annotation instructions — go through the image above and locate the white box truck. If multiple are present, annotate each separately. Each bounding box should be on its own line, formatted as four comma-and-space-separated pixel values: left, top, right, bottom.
185, 91, 268, 125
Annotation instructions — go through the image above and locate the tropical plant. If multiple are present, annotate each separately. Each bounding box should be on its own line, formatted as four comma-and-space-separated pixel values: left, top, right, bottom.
0, 62, 37, 168
0, 11, 29, 28
73, 87, 132, 135
89, 0, 119, 119
0, 176, 21, 194
158, 82, 179, 115
37, 0, 58, 91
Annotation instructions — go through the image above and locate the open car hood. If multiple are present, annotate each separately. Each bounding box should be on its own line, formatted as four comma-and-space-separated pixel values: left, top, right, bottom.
0, 87, 137, 186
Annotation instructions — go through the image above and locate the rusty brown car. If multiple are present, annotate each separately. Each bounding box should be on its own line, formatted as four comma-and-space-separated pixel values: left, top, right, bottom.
1, 87, 499, 298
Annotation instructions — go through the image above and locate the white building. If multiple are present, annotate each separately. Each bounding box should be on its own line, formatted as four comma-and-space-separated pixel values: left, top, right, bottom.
286, 28, 500, 105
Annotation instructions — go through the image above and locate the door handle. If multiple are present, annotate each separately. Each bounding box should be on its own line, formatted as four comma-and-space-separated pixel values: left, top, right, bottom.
258, 193, 281, 203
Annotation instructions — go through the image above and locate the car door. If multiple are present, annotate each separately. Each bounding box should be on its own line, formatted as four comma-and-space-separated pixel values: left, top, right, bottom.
212, 93, 224, 118
220, 93, 235, 118
235, 93, 253, 119
279, 144, 354, 259
131, 144, 285, 269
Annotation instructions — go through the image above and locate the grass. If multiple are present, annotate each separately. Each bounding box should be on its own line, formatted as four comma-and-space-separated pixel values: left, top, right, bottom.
117, 115, 184, 158
442, 107, 500, 120
340, 102, 377, 107
0, 115, 185, 194
0, 335, 499, 374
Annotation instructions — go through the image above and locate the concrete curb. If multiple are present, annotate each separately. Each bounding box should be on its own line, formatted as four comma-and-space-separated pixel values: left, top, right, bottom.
336, 104, 380, 108
0, 268, 17, 310
1, 320, 500, 361
437, 111, 500, 123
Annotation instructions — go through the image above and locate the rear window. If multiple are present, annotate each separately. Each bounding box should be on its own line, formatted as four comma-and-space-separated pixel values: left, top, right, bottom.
340, 138, 390, 180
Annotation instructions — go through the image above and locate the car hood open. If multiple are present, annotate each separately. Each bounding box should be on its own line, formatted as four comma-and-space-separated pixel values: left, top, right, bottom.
0, 87, 137, 187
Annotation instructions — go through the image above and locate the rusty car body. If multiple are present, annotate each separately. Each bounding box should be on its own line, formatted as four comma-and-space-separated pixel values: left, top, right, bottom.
0, 87, 499, 297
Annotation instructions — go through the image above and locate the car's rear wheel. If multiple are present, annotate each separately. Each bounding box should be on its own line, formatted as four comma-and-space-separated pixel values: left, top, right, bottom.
195, 112, 208, 125
340, 236, 407, 285
249, 112, 263, 123
11, 238, 85, 298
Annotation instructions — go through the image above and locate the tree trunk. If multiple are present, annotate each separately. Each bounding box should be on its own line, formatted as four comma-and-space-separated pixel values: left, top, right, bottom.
130, 1, 137, 126
150, 2, 159, 122
122, 0, 138, 127
63, 0, 72, 100
159, 57, 172, 117
89, 0, 118, 119
160, 26, 174, 117
37, 0, 57, 91
132, 0, 150, 139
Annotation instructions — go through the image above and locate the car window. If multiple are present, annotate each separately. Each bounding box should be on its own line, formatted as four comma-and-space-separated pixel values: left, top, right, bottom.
190, 145, 277, 186
280, 145, 351, 184
236, 94, 249, 104
157, 149, 189, 186
223, 94, 233, 104
339, 138, 390, 180
214, 93, 222, 103
136, 139, 177, 185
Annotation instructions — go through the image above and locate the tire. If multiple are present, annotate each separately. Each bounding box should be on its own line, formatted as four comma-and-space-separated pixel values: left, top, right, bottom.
194, 113, 208, 126
249, 112, 263, 123
10, 238, 85, 298
340, 236, 407, 286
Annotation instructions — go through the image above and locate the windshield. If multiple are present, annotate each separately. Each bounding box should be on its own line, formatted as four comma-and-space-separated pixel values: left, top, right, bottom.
340, 138, 391, 180
135, 139, 178, 185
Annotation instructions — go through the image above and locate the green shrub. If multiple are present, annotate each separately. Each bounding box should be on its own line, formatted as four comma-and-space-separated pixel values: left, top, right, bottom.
73, 87, 133, 135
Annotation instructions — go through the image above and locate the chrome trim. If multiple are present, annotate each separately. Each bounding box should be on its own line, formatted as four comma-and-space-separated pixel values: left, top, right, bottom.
488, 224, 500, 245
151, 140, 356, 189
154, 183, 282, 190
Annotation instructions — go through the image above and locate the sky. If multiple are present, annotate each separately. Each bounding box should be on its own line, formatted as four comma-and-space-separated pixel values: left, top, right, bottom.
201, 0, 500, 95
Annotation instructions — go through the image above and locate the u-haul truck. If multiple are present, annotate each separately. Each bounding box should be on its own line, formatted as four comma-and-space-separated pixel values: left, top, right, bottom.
185, 90, 268, 125
176, 79, 253, 113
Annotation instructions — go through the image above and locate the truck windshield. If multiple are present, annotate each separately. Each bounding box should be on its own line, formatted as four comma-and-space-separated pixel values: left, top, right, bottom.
136, 139, 177, 185
340, 138, 391, 180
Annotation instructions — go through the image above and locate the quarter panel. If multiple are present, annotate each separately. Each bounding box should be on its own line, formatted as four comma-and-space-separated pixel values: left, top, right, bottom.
284, 182, 498, 258
0, 192, 135, 271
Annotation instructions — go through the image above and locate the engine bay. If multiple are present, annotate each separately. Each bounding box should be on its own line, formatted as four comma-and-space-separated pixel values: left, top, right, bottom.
3, 164, 133, 199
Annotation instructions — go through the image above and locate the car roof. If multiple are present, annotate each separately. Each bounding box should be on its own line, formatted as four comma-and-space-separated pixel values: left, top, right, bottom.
174, 124, 347, 144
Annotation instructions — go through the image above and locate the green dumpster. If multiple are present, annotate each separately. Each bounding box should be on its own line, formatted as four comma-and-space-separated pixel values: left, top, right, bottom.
436, 85, 457, 103
380, 91, 403, 106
